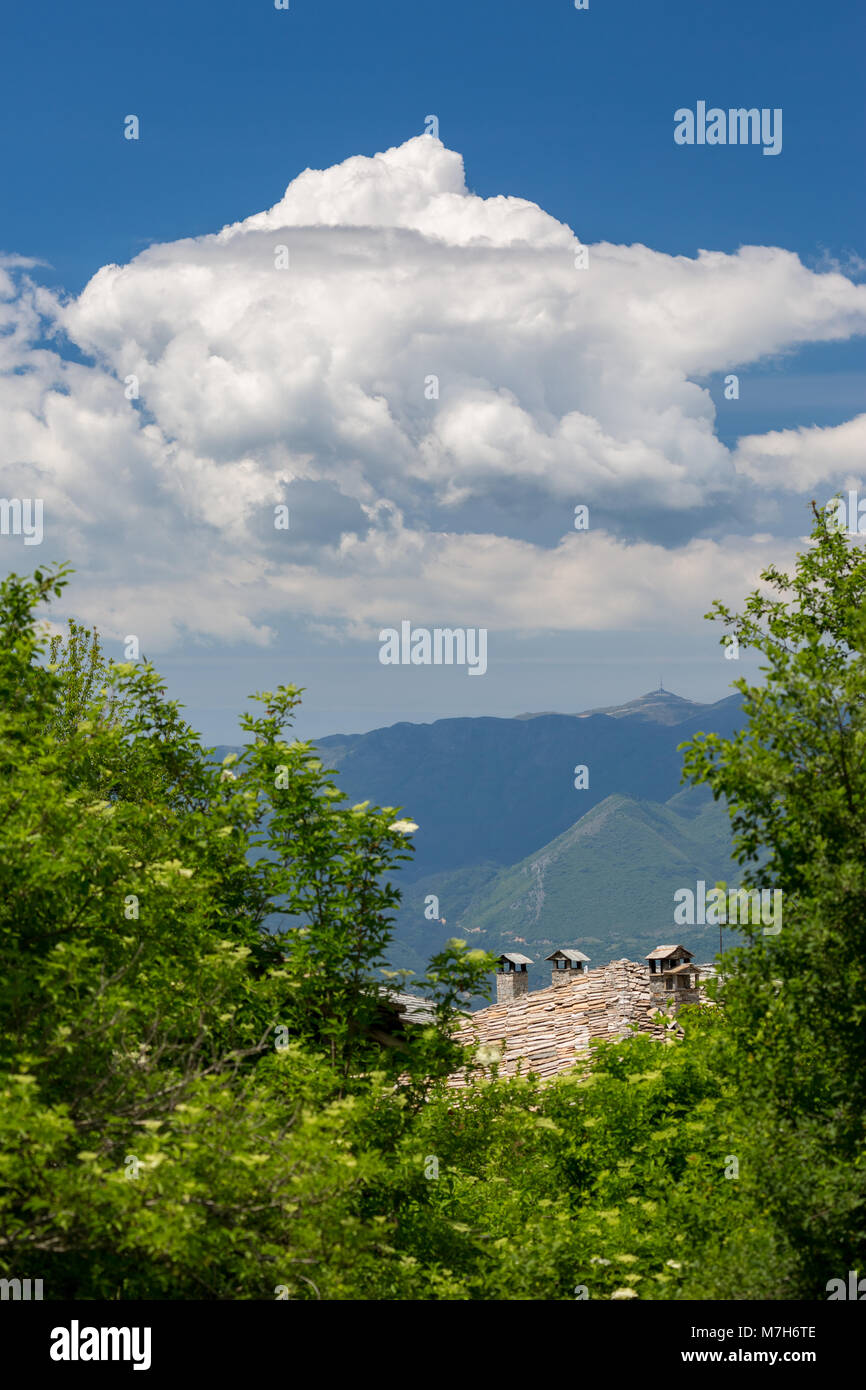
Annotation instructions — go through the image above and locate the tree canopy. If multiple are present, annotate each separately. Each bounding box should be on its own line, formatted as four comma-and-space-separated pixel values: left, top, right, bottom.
1, 510, 863, 1299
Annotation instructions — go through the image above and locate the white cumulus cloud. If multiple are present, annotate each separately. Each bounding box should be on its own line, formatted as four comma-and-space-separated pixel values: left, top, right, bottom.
1, 136, 865, 647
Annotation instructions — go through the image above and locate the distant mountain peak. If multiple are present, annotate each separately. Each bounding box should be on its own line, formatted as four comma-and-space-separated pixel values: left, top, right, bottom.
515, 687, 708, 726
576, 689, 705, 725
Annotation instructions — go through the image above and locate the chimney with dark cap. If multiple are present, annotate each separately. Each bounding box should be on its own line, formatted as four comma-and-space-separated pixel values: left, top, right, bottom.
495, 952, 533, 1003
545, 948, 590, 987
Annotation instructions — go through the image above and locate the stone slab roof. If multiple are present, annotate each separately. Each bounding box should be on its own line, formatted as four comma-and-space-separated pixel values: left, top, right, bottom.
449, 959, 668, 1085
377, 988, 437, 1027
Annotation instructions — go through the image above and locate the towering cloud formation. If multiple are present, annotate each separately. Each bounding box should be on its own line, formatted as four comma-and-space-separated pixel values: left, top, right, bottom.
1, 137, 865, 646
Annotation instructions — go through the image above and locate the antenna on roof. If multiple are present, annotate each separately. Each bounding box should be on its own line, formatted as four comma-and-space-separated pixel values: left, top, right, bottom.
658, 675, 665, 693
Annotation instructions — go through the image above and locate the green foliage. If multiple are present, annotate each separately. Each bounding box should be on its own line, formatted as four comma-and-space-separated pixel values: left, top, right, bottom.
680, 500, 866, 1295
1, 521, 861, 1300
0, 566, 491, 1297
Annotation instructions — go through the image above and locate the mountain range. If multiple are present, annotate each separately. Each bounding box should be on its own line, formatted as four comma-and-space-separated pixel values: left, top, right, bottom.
214, 687, 746, 994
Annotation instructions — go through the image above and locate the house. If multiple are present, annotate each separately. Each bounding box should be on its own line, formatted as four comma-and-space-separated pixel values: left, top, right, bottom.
442, 936, 713, 1084
451, 956, 670, 1084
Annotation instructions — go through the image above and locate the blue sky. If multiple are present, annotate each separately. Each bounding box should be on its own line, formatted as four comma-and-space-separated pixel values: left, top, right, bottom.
1, 0, 865, 740
4, 0, 864, 283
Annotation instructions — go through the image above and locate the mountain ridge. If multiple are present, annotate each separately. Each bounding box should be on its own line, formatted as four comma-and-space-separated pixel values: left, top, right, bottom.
515, 687, 709, 725
388, 784, 741, 995
211, 687, 745, 991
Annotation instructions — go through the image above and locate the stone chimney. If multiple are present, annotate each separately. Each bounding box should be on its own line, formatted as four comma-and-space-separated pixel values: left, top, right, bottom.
546, 949, 590, 986
645, 944, 699, 1005
495, 953, 533, 1004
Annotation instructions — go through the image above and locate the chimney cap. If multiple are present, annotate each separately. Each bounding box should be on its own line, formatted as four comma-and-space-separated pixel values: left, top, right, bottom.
496, 951, 533, 967
545, 949, 590, 964
645, 944, 694, 960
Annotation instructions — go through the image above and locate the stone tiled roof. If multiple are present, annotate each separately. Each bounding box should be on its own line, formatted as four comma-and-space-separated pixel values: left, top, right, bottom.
374, 987, 438, 1029
449, 959, 668, 1085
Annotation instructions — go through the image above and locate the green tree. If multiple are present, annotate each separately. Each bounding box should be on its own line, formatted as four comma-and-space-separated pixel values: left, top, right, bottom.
680, 501, 866, 1295
9, 526, 860, 1303
0, 566, 489, 1298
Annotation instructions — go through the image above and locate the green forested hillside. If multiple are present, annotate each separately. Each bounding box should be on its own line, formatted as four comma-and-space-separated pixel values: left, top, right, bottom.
387, 784, 743, 991
214, 694, 748, 985
303, 691, 745, 879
